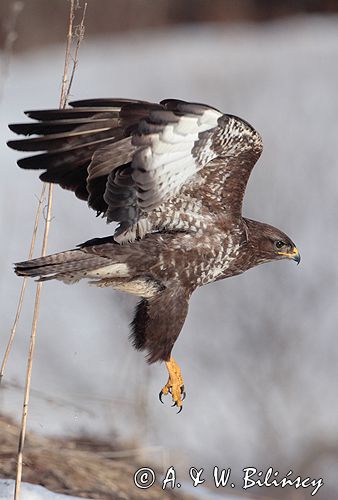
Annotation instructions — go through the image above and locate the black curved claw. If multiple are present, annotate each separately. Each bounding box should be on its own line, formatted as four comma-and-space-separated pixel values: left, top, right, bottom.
171, 400, 183, 413
181, 391, 186, 401
159, 391, 165, 404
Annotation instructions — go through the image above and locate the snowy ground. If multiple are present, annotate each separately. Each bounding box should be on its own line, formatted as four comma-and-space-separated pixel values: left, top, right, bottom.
1, 15, 338, 500
0, 480, 91, 500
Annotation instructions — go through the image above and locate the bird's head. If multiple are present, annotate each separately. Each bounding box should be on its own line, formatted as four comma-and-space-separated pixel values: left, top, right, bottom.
244, 218, 300, 266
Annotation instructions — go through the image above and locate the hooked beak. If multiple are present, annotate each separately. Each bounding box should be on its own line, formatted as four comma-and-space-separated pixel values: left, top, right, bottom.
277, 247, 301, 265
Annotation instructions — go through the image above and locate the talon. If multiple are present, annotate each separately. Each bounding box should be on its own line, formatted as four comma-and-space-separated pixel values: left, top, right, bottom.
159, 391, 165, 404
177, 406, 183, 414
159, 357, 185, 411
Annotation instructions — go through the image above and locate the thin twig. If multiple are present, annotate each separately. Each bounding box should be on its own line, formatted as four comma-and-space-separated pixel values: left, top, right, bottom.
68, 3, 87, 95
59, 0, 76, 108
0, 184, 46, 383
14, 1, 86, 498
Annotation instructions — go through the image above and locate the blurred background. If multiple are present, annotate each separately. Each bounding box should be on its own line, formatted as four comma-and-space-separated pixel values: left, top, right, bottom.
1, 1, 338, 499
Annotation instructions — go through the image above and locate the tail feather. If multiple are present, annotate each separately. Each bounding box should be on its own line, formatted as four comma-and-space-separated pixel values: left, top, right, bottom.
14, 249, 109, 280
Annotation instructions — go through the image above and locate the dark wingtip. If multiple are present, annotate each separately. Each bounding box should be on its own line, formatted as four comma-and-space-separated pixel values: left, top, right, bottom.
16, 153, 51, 170
8, 123, 24, 134
17, 156, 34, 169
7, 139, 31, 152
24, 109, 55, 119
7, 139, 16, 150
69, 98, 148, 108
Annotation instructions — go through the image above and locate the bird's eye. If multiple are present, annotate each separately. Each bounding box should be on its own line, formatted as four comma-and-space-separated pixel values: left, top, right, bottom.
274, 240, 285, 250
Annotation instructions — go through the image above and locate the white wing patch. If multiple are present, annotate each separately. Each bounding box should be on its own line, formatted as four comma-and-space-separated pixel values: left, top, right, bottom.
131, 108, 222, 212
84, 263, 130, 278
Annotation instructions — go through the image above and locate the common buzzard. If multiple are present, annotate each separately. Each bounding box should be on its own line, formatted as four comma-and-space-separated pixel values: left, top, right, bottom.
8, 98, 300, 411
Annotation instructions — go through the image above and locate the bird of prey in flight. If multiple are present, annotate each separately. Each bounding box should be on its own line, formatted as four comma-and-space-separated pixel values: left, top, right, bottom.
8, 98, 300, 412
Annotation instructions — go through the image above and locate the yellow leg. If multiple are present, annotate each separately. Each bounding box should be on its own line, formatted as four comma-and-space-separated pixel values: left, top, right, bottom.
159, 357, 185, 412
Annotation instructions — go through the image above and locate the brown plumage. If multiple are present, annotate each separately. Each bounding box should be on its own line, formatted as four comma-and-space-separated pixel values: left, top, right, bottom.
8, 98, 300, 410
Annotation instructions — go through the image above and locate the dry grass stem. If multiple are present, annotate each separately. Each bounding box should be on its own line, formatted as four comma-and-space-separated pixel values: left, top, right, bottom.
0, 184, 46, 383
59, 0, 76, 107
13, 1, 87, 498
68, 3, 88, 94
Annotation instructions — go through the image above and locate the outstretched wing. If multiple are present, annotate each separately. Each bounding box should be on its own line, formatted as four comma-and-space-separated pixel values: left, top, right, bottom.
8, 99, 162, 214
8, 98, 262, 241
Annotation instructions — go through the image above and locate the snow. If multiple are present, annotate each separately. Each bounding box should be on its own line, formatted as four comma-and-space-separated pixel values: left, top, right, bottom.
0, 479, 257, 500
1, 14, 338, 497
0, 479, 91, 500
